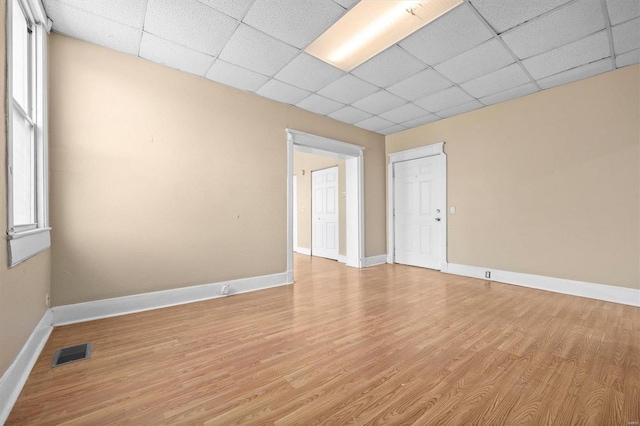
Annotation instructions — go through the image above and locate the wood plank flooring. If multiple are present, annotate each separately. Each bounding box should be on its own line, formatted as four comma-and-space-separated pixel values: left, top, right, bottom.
7, 254, 640, 425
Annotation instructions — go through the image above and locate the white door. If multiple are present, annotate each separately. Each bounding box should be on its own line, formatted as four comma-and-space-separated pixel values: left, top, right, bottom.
394, 156, 441, 269
312, 166, 339, 260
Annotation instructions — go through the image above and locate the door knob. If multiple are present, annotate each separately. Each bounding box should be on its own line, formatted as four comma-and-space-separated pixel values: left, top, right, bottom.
435, 217, 441, 221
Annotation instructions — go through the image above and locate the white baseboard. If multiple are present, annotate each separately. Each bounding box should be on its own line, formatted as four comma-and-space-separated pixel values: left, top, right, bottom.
0, 310, 53, 424
337, 255, 347, 264
362, 254, 388, 268
52, 272, 292, 326
445, 263, 640, 307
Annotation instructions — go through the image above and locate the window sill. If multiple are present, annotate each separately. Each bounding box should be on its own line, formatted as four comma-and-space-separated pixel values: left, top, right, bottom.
7, 227, 51, 267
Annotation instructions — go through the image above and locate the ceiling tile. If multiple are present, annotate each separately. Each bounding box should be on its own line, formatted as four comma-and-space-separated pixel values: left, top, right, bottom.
219, 24, 300, 76
49, 0, 146, 28
537, 58, 613, 89
296, 94, 344, 115
522, 31, 610, 79
434, 39, 515, 84
437, 100, 484, 118
205, 59, 269, 92
387, 69, 453, 102
144, 0, 237, 56
401, 114, 441, 128
140, 32, 214, 76
501, 0, 605, 59
328, 106, 373, 124
351, 46, 426, 87
243, 0, 345, 49
317, 74, 379, 104
378, 124, 407, 136
332, 0, 358, 9
399, 5, 493, 65
414, 86, 474, 112
616, 48, 640, 67
469, 0, 572, 33
379, 103, 430, 124
612, 18, 640, 54
480, 83, 538, 105
606, 0, 640, 25
45, 1, 141, 55
275, 53, 344, 92
460, 63, 531, 98
354, 116, 395, 132
45, 0, 629, 121
195, 0, 253, 19
255, 79, 311, 105
351, 91, 406, 115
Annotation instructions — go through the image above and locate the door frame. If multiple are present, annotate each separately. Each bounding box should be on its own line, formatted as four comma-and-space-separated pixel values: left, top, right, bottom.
286, 129, 365, 282
387, 142, 448, 271
311, 166, 339, 260
292, 175, 298, 251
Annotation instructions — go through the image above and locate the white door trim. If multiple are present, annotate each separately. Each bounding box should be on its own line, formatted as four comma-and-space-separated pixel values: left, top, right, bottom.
292, 175, 298, 252
387, 142, 447, 270
345, 156, 362, 268
287, 129, 365, 280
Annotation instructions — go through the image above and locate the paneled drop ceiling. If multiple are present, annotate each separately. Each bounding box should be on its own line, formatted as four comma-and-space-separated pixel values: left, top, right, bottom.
42, 0, 640, 135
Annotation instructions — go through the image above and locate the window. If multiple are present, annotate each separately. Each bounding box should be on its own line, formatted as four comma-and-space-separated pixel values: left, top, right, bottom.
7, 0, 50, 266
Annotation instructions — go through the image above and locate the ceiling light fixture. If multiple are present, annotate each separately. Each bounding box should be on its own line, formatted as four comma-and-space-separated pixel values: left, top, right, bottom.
306, 0, 463, 72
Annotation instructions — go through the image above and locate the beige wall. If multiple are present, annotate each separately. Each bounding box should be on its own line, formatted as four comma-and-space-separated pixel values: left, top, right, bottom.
293, 152, 346, 256
387, 65, 640, 290
48, 34, 386, 306
0, 0, 51, 376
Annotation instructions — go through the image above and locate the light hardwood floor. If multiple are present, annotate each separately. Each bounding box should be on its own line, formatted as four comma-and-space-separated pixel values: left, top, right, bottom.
8, 254, 640, 425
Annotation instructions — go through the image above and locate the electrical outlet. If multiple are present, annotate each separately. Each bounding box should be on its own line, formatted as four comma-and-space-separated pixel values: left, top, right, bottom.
221, 284, 230, 295
45, 293, 50, 307
485, 271, 491, 279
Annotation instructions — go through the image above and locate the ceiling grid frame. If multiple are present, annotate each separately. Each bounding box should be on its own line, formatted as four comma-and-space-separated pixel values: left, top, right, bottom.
135, 0, 150, 57
599, 0, 621, 70
464, 0, 543, 91
249, 1, 359, 101
41, 0, 639, 135
200, 0, 259, 78
385, 42, 491, 119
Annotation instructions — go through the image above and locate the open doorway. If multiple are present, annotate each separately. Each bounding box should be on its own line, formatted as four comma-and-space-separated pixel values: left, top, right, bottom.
286, 129, 365, 282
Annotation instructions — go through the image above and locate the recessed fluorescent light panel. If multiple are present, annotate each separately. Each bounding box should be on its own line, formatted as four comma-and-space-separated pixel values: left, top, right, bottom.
306, 0, 463, 72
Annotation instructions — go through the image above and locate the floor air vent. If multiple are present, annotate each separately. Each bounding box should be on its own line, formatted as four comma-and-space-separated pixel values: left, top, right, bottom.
51, 343, 92, 367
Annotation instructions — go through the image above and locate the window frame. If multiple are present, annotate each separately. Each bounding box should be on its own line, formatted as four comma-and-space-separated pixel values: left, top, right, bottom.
6, 0, 51, 267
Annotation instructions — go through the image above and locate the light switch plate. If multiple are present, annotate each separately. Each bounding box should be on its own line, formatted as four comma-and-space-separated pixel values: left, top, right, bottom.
450, 206, 456, 214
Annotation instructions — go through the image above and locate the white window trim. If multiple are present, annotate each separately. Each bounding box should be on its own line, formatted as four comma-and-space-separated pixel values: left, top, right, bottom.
6, 0, 51, 267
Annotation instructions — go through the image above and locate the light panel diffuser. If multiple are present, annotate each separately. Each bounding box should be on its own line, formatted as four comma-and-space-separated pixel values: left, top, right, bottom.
305, 0, 463, 71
